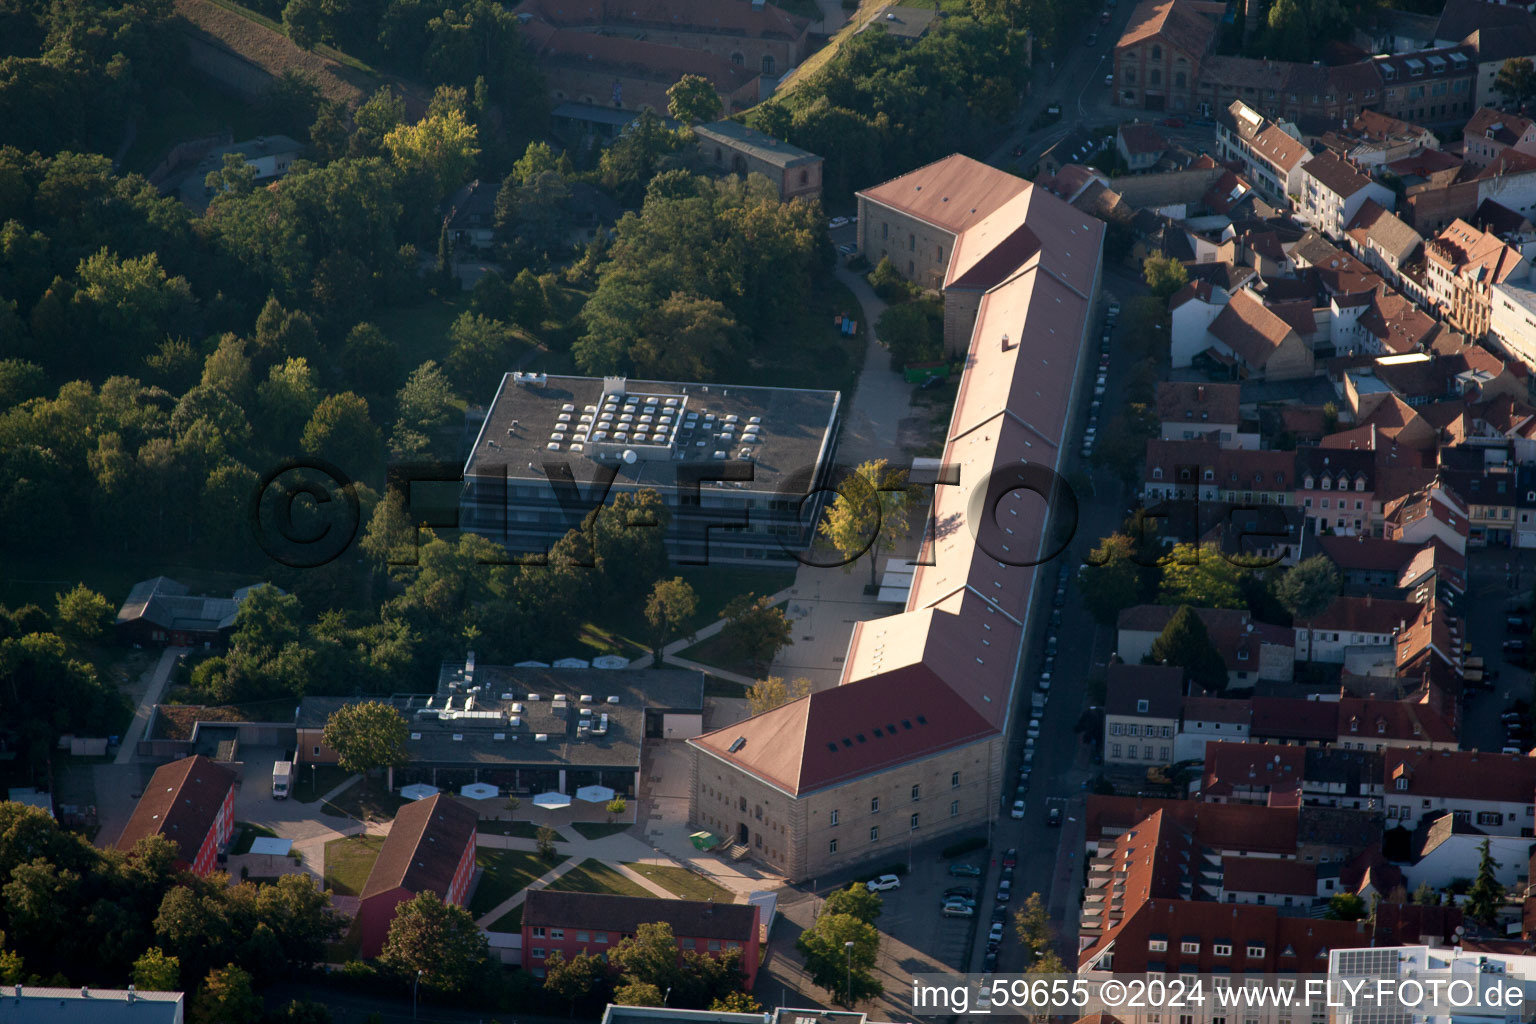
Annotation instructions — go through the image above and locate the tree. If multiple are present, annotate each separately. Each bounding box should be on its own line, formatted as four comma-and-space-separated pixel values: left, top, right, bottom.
444, 312, 516, 395
822, 883, 882, 924
629, 293, 745, 381
820, 459, 916, 590
1092, 402, 1159, 488
321, 701, 408, 783
711, 993, 762, 1012
191, 964, 263, 1024
537, 825, 559, 860
605, 797, 627, 823
1014, 892, 1052, 953
1413, 880, 1440, 906
352, 87, 407, 157
1496, 58, 1536, 106
133, 947, 180, 991
282, 0, 321, 49
1080, 534, 1153, 624
613, 981, 664, 1006
745, 675, 812, 715
301, 392, 382, 480
54, 583, 113, 645
720, 595, 794, 675
1143, 253, 1188, 299
257, 357, 321, 446
867, 255, 917, 303
543, 949, 607, 1013
1326, 892, 1367, 921
877, 298, 944, 368
505, 795, 520, 821
1466, 838, 1506, 926
645, 577, 698, 667
1148, 605, 1228, 693
1277, 555, 1342, 661
667, 74, 723, 125
383, 110, 481, 200
276, 1000, 333, 1024
796, 911, 882, 1006
379, 892, 490, 994
205, 152, 257, 197
610, 921, 684, 993
1158, 543, 1246, 609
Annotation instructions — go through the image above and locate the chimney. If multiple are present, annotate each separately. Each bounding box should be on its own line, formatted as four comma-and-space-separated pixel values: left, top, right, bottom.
1197, 384, 1205, 400
81, 988, 89, 998
126, 986, 135, 1004
1001, 332, 1011, 351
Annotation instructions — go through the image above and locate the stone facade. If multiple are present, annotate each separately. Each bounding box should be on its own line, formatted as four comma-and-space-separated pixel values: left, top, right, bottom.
855, 200, 958, 292
691, 737, 1003, 881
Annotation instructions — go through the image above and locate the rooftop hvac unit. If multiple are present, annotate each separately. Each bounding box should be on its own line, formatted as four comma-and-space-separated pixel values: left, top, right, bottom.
580, 694, 593, 703
580, 707, 592, 717
493, 732, 506, 740
452, 733, 463, 741
535, 733, 549, 742
607, 695, 620, 704
512, 702, 524, 713
510, 716, 521, 727
527, 693, 543, 701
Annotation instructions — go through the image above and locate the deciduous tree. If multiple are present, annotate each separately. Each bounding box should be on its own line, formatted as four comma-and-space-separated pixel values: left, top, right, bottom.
745, 675, 812, 715
191, 964, 262, 1024
378, 892, 490, 994
54, 583, 113, 645
1143, 253, 1188, 299
796, 911, 881, 1006
1158, 542, 1246, 609
822, 882, 882, 924
819, 459, 915, 590
383, 110, 481, 201
133, 947, 180, 991
1148, 605, 1227, 694
645, 576, 697, 667
721, 595, 794, 675
1496, 58, 1536, 106
667, 75, 723, 125
321, 700, 408, 779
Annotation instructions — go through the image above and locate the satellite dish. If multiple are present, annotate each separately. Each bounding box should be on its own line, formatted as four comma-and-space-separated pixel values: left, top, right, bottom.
622, 449, 637, 464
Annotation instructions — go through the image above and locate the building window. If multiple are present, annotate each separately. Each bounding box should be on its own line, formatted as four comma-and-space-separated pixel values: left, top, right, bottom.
950, 800, 959, 816
870, 826, 879, 842
739, 797, 747, 812
910, 813, 920, 829
1182, 941, 1199, 954
871, 797, 880, 813
1149, 939, 1167, 951
761, 55, 775, 75
577, 931, 589, 942
532, 948, 546, 959
1247, 944, 1265, 957
952, 771, 961, 788
550, 929, 564, 939
830, 809, 839, 826
731, 52, 744, 66
911, 784, 920, 801
882, 222, 888, 240
596, 932, 608, 943
1111, 743, 1122, 758
1152, 44, 1162, 60
533, 927, 546, 938
1214, 943, 1232, 957
708, 939, 721, 952
1137, 699, 1149, 713
829, 838, 838, 853
799, 169, 808, 185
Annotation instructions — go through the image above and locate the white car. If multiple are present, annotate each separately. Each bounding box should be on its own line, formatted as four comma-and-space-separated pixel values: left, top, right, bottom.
829, 216, 850, 228
1010, 799, 1026, 819
867, 874, 900, 892
1027, 719, 1041, 739
989, 922, 1006, 943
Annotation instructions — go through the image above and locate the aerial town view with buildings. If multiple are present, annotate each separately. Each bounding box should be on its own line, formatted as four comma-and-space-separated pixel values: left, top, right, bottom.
15, 0, 1536, 1019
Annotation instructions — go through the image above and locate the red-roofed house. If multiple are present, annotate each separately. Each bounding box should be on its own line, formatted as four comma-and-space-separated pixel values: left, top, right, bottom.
1200, 289, 1317, 380
1082, 795, 1301, 857
1105, 664, 1184, 767
1117, 605, 1296, 686
1218, 856, 1324, 907
1297, 151, 1396, 241
1157, 381, 1248, 447
115, 755, 236, 877
1200, 742, 1305, 805
1175, 697, 1252, 761
1118, 123, 1170, 171
1425, 218, 1530, 339
1336, 695, 1457, 752
1112, 0, 1217, 113
357, 794, 478, 958
1294, 594, 1423, 664
1383, 749, 1536, 834
1383, 479, 1471, 554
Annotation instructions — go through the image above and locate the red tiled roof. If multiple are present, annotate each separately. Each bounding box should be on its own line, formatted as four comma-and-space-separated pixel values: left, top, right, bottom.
116, 755, 236, 864
1201, 741, 1304, 801
1082, 896, 1365, 972
1385, 748, 1536, 803
1120, 123, 1169, 157
858, 153, 1031, 236
1181, 696, 1252, 724
1116, 0, 1217, 58
1157, 381, 1240, 425
1303, 151, 1374, 198
1208, 289, 1301, 368
1316, 534, 1408, 572
1250, 697, 1338, 742
360, 793, 478, 901
1221, 856, 1317, 895
1083, 795, 1299, 855
1299, 594, 1422, 635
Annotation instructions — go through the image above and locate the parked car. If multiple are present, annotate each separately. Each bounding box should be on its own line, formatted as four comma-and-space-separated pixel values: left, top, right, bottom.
1010, 800, 1026, 819
1104, 73, 1114, 86
1085, 31, 1097, 44
996, 880, 1012, 903
983, 952, 998, 972
989, 922, 1006, 943
948, 863, 982, 877
1160, 117, 1185, 128
1002, 848, 1018, 868
945, 886, 975, 900
1027, 718, 1041, 739
1099, 9, 1110, 23
942, 903, 974, 918
1508, 615, 1531, 632
943, 895, 977, 909
867, 874, 900, 892
1504, 640, 1527, 654
838, 243, 857, 255
1048, 805, 1062, 827
829, 216, 850, 228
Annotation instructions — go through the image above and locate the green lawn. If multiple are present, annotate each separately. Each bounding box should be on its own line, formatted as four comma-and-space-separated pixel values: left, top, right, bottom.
621, 863, 733, 902
546, 858, 656, 899
570, 822, 632, 840
581, 565, 797, 665
323, 776, 407, 822
232, 822, 278, 855
676, 600, 792, 678
323, 834, 385, 897
488, 905, 523, 932
293, 765, 355, 804
468, 849, 566, 916
476, 821, 549, 839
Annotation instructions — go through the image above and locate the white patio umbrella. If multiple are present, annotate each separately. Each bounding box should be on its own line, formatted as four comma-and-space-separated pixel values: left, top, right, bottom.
576, 784, 616, 803
400, 783, 439, 800
460, 782, 500, 800
532, 791, 572, 809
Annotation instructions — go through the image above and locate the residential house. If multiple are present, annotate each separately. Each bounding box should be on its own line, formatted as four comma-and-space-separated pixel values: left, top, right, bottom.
1082, 795, 1301, 857
1215, 101, 1311, 204
175, 134, 303, 210
1313, 533, 1418, 587
1295, 447, 1375, 535
1117, 123, 1170, 171
1335, 694, 1458, 752
1439, 449, 1519, 546
1489, 280, 1536, 374
1293, 594, 1423, 665
1199, 741, 1305, 805
1209, 447, 1296, 506
523, 890, 761, 985
1460, 107, 1536, 171
694, 121, 822, 201
1382, 480, 1471, 553
1297, 151, 1397, 241
1403, 813, 1532, 891
1382, 749, 1536, 834
1249, 697, 1342, 748
1367, 46, 1478, 128
1218, 857, 1326, 907
1116, 605, 1296, 686
1302, 747, 1385, 808
1143, 437, 1219, 503
1320, 110, 1438, 169
1199, 288, 1318, 379
1345, 200, 1424, 287
1175, 696, 1252, 762
1195, 57, 1383, 131
357, 794, 478, 958
442, 179, 496, 253
1156, 380, 1250, 447
115, 755, 236, 877
860, 4, 938, 42
1112, 0, 1216, 112
1423, 217, 1530, 338
1169, 279, 1229, 369
1104, 664, 1184, 767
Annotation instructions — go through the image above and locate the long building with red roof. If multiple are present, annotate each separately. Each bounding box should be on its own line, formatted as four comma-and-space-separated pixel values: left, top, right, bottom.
689, 157, 1104, 880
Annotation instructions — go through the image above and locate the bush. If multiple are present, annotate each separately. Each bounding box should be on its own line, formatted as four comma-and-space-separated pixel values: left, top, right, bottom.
941, 836, 988, 859
867, 256, 919, 304
877, 297, 943, 369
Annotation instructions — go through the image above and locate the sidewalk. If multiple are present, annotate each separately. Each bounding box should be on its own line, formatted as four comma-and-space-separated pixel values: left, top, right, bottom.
626, 584, 798, 675
115, 646, 187, 764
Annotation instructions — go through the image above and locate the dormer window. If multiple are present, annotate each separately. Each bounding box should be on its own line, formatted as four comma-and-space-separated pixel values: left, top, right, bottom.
1356, 478, 1366, 491
1349, 717, 1359, 733
1154, 467, 1164, 479
1395, 777, 1408, 791
1321, 477, 1331, 490
1304, 476, 1314, 489
1377, 718, 1386, 734
1138, 699, 1150, 713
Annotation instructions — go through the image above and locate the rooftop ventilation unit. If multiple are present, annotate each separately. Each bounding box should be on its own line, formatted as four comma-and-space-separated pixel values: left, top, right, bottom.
535, 733, 549, 742
527, 693, 543, 701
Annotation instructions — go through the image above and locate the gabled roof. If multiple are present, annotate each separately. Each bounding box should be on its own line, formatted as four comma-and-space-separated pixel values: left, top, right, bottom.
116, 577, 251, 633
1315, 533, 1411, 572
1201, 741, 1304, 802
857, 153, 1030, 236
1425, 218, 1527, 286
1221, 856, 1317, 895
1384, 748, 1536, 803
1464, 107, 1535, 148
1339, 692, 1455, 745
1181, 695, 1252, 725
1250, 697, 1338, 743
1106, 663, 1184, 718
1298, 594, 1421, 635
1346, 200, 1423, 264
1207, 289, 1301, 368
1156, 380, 1240, 425
1083, 795, 1299, 855
116, 755, 236, 863
1301, 151, 1374, 199
1120, 122, 1169, 157
1116, 0, 1217, 58
1254, 124, 1310, 173
360, 793, 478, 900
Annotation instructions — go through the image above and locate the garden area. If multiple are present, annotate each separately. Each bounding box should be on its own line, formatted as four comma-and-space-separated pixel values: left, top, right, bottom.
467, 849, 566, 917
323, 834, 385, 897
546, 859, 655, 899
621, 863, 733, 902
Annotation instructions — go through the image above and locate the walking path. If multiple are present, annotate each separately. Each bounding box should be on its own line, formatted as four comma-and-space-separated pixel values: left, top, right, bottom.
626, 583, 798, 678
115, 646, 188, 764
